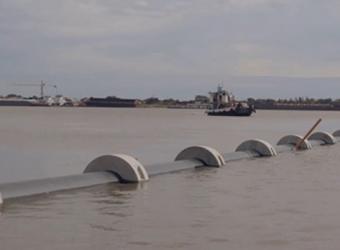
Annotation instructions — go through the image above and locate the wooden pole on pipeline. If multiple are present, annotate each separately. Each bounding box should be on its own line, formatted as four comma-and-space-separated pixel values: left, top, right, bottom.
295, 118, 322, 150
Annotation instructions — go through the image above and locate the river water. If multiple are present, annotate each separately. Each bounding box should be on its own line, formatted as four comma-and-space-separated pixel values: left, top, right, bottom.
1, 107, 340, 249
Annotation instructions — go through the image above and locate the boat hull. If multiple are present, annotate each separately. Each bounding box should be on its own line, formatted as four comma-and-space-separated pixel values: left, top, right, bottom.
206, 108, 254, 117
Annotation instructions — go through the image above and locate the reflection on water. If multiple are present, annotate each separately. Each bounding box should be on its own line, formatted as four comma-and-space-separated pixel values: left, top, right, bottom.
1, 108, 340, 249
1, 182, 144, 213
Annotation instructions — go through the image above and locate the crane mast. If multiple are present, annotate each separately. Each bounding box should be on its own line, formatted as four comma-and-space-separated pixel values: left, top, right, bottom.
13, 80, 57, 99
40, 80, 46, 99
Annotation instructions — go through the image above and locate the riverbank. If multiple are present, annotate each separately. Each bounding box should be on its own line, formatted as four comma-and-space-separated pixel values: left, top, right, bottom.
255, 103, 340, 111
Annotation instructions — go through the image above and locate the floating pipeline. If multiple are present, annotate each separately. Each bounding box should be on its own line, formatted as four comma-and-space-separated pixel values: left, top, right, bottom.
1, 130, 340, 205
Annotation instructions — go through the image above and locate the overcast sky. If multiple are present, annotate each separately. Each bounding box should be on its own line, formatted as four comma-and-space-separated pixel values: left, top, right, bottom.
1, 0, 340, 99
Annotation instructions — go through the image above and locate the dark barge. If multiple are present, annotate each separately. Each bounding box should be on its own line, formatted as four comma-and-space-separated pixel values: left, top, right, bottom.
83, 97, 137, 108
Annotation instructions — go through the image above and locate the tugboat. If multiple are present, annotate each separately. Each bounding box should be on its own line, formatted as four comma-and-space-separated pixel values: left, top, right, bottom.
206, 86, 255, 116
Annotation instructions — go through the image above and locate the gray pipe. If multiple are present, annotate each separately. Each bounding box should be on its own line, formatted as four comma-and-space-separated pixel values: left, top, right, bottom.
1, 132, 339, 203
0, 172, 119, 200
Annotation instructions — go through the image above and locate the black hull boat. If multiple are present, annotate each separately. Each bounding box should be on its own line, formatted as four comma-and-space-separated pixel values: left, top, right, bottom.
206, 107, 255, 117
206, 85, 255, 117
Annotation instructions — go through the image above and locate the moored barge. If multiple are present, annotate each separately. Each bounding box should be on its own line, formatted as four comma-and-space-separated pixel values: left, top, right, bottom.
83, 96, 137, 108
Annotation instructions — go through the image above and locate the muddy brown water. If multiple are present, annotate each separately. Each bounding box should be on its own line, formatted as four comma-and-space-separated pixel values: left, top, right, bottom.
1, 107, 340, 249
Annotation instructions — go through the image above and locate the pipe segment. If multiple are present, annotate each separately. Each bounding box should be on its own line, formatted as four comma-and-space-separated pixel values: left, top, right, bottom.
1, 129, 339, 203
145, 159, 203, 176
222, 151, 259, 161
0, 172, 119, 201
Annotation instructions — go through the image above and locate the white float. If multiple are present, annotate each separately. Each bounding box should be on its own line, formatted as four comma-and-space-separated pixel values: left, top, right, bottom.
308, 131, 336, 145
84, 154, 149, 183
175, 145, 225, 167
333, 130, 340, 137
235, 139, 277, 156
277, 134, 312, 150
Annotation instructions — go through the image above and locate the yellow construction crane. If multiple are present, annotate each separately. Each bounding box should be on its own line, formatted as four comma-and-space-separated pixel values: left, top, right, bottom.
13, 80, 58, 99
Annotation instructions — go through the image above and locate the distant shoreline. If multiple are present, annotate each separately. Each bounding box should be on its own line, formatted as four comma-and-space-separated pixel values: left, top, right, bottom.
254, 104, 340, 111
1, 104, 340, 111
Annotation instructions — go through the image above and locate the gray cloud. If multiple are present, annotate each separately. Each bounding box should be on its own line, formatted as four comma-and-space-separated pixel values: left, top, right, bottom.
0, 0, 340, 99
